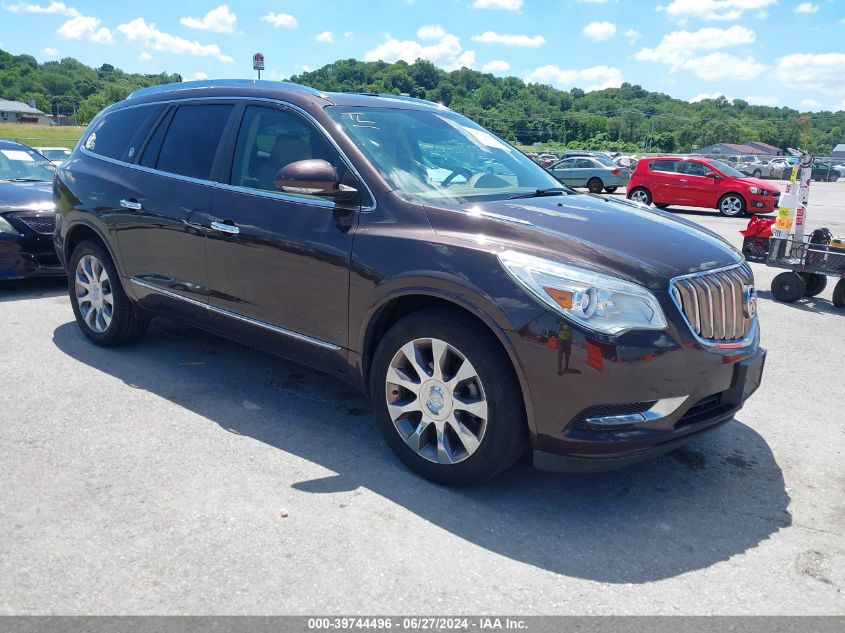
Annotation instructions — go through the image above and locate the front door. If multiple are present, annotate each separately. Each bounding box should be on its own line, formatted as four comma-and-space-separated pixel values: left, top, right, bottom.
677, 160, 718, 208
206, 104, 366, 370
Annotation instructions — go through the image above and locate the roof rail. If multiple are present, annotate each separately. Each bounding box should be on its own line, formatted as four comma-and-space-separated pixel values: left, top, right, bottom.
347, 92, 450, 110
127, 79, 327, 100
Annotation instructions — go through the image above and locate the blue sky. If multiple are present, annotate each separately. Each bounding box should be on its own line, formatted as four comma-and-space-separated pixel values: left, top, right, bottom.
2, 0, 844, 111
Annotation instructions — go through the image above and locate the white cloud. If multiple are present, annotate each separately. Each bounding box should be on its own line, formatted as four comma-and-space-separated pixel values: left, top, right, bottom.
365, 30, 476, 71
116, 17, 233, 62
180, 5, 237, 33
316, 30, 333, 43
525, 64, 623, 91
482, 60, 511, 73
689, 92, 732, 103
58, 15, 113, 43
799, 98, 821, 110
260, 12, 298, 28
624, 28, 641, 43
471, 31, 545, 47
582, 21, 616, 41
191, 72, 208, 81
661, 0, 778, 23
471, 0, 523, 10
138, 51, 152, 61
42, 46, 58, 56
4, 1, 78, 16
417, 25, 446, 40
744, 95, 778, 106
794, 2, 819, 14
682, 52, 766, 80
635, 25, 764, 80
577, 0, 609, 3
774, 53, 845, 95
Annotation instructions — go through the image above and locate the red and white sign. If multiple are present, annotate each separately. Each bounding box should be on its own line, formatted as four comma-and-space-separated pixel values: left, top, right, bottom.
253, 53, 265, 71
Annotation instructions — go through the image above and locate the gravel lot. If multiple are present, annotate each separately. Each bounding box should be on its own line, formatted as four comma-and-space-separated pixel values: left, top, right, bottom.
1, 183, 843, 615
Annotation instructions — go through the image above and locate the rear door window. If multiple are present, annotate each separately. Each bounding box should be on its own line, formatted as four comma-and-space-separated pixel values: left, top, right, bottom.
652, 160, 679, 173
156, 104, 234, 180
83, 104, 165, 163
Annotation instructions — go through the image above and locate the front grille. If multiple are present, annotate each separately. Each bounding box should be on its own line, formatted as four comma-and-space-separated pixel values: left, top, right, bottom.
671, 262, 754, 344
16, 213, 56, 235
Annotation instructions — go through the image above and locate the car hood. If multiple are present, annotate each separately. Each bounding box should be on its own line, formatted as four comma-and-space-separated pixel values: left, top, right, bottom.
740, 176, 774, 190
0, 180, 54, 213
425, 193, 741, 290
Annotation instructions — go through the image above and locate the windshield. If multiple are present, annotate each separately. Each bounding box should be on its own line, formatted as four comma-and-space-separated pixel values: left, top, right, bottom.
0, 146, 54, 181
40, 149, 71, 161
327, 106, 564, 204
710, 160, 746, 178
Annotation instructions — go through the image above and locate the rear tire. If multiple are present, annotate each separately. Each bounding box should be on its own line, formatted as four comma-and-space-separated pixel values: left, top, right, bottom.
771, 272, 805, 303
800, 273, 827, 297
604, 186, 618, 193
832, 279, 845, 308
753, 169, 762, 178
369, 308, 528, 485
587, 178, 604, 194
68, 240, 149, 346
628, 187, 652, 206
656, 203, 669, 210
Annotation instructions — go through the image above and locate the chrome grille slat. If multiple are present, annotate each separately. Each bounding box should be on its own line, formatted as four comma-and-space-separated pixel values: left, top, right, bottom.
670, 263, 757, 346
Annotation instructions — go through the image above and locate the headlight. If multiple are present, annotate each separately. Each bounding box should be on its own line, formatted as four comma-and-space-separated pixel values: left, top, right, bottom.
498, 250, 667, 335
0, 216, 20, 235
749, 186, 767, 195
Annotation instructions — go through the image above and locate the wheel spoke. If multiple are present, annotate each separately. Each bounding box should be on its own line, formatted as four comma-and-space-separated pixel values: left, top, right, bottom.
448, 415, 481, 455
430, 338, 449, 381
436, 425, 454, 464
387, 398, 422, 419
386, 365, 421, 395
446, 359, 476, 387
401, 341, 431, 381
454, 398, 488, 420
404, 418, 432, 453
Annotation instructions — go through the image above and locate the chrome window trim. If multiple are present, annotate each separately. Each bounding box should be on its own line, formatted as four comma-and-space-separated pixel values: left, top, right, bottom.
79, 95, 377, 212
669, 261, 757, 350
130, 278, 341, 351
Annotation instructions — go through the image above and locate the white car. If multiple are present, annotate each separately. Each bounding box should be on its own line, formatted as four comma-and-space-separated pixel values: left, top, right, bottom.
33, 146, 72, 166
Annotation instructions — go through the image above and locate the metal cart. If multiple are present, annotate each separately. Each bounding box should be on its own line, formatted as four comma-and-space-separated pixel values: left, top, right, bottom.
742, 234, 845, 307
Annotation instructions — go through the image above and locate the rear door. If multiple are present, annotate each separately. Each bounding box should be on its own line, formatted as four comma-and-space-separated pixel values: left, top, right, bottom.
648, 159, 682, 204
114, 102, 235, 314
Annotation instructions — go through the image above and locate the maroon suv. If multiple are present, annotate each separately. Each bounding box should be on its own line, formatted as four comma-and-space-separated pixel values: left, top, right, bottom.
54, 80, 765, 484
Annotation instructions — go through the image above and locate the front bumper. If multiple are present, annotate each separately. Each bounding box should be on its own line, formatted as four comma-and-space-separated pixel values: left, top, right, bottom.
748, 191, 778, 213
508, 307, 765, 473
0, 212, 64, 280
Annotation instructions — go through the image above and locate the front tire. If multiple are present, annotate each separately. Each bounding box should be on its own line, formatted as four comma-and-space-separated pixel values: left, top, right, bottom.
604, 186, 618, 193
628, 187, 652, 205
370, 309, 528, 485
587, 177, 604, 194
752, 169, 762, 178
771, 272, 805, 303
68, 240, 149, 346
832, 279, 845, 308
718, 193, 747, 217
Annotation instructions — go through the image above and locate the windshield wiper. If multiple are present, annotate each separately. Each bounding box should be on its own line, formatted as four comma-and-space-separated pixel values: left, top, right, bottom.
507, 187, 569, 200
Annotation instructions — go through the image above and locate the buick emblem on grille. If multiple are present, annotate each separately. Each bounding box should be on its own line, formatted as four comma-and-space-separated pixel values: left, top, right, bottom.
743, 285, 758, 319
425, 385, 445, 415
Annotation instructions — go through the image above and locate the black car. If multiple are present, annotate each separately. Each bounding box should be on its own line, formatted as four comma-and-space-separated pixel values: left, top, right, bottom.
0, 140, 63, 280
811, 162, 840, 182
54, 80, 766, 485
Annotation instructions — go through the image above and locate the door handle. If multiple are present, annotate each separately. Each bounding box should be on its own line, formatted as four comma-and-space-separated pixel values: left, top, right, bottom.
210, 221, 240, 235
679, 179, 688, 183
119, 198, 142, 211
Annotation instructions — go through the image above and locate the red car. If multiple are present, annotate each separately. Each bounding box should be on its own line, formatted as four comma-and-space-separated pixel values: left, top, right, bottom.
626, 156, 780, 217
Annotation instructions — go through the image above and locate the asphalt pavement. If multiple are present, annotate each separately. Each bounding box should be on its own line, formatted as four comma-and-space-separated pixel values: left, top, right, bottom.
1, 182, 843, 615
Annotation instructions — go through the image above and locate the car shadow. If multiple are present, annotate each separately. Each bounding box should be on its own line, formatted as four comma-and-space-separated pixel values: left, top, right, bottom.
0, 276, 66, 302
52, 318, 791, 584
757, 289, 842, 315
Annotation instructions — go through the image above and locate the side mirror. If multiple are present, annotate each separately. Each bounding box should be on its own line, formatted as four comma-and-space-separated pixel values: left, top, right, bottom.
705, 171, 719, 179
275, 159, 357, 201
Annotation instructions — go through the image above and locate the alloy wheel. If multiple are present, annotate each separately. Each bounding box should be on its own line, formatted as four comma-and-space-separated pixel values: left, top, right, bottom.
720, 195, 744, 216
385, 337, 488, 465
74, 254, 114, 333
630, 189, 650, 204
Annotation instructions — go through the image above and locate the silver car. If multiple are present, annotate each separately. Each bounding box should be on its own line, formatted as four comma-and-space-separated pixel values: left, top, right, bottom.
548, 155, 631, 193
736, 158, 774, 179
